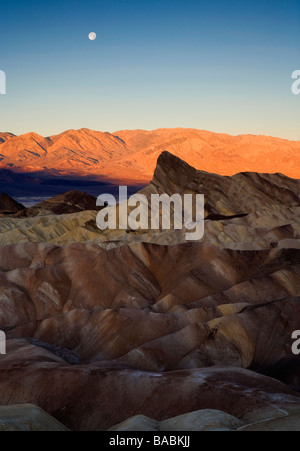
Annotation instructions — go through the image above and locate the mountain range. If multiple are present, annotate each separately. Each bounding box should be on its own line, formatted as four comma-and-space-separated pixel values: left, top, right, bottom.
0, 128, 299, 184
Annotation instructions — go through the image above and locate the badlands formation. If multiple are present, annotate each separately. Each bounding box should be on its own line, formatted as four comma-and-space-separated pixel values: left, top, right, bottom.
0, 150, 300, 430
0, 151, 299, 248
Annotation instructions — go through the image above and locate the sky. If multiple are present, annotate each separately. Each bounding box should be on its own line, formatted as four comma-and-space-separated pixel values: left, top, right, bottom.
0, 0, 299, 139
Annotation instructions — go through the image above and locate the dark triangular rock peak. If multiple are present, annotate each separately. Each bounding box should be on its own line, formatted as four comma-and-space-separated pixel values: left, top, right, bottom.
155, 151, 197, 174
0, 192, 25, 213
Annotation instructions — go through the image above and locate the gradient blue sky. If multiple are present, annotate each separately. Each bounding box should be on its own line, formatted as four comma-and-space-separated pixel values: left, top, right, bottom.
0, 0, 299, 139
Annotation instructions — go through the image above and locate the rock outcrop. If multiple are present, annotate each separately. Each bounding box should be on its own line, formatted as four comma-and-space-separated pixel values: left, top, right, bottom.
109, 409, 300, 432
239, 413, 300, 432
0, 193, 25, 214
109, 410, 244, 432
0, 404, 69, 431
15, 190, 99, 217
149, 151, 300, 217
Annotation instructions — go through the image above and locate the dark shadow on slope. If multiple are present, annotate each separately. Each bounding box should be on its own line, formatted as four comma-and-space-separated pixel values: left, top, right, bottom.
27, 338, 80, 365
205, 213, 249, 221
249, 356, 300, 393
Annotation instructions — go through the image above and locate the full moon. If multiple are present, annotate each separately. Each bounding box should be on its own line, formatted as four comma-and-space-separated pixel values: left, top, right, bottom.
89, 32, 97, 41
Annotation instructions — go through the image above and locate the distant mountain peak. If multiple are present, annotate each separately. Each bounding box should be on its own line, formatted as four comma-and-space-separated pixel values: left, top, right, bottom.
0, 128, 299, 183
